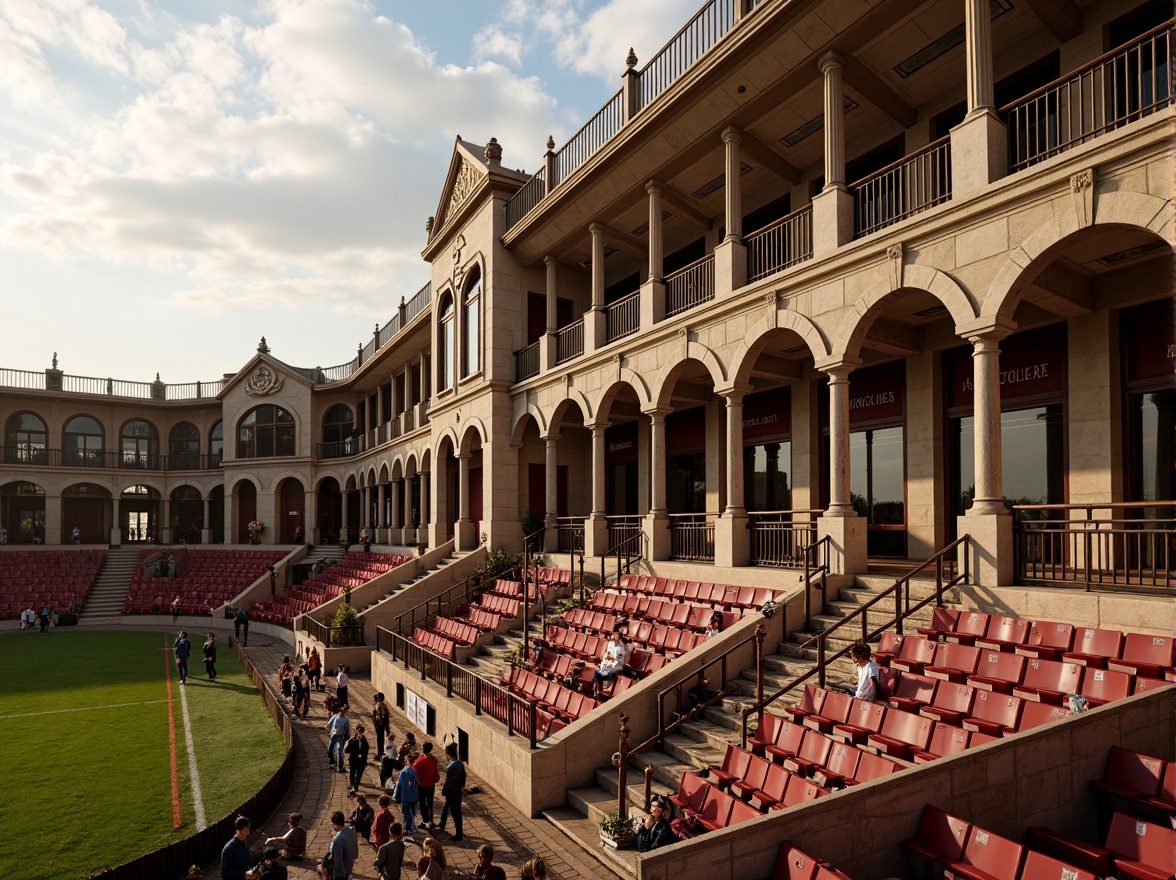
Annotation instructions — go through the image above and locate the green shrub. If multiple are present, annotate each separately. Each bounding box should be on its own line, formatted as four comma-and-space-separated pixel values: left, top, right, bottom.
330, 602, 362, 646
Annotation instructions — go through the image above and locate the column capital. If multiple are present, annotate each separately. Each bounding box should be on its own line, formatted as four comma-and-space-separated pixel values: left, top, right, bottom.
818, 49, 843, 74
455, 451, 472, 461
814, 355, 862, 378
645, 179, 664, 196
587, 420, 611, 433
542, 433, 560, 445
641, 405, 673, 419
716, 383, 753, 400
588, 221, 606, 236
957, 317, 1017, 345
720, 125, 743, 146
543, 254, 559, 268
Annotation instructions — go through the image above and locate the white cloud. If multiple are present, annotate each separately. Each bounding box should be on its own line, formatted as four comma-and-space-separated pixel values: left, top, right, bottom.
0, 19, 56, 109
472, 25, 523, 67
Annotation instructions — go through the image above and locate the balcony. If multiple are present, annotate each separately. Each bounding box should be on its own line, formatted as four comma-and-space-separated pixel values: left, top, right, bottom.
746, 206, 813, 283
669, 513, 716, 562
0, 447, 222, 471
1003, 23, 1171, 173
315, 439, 365, 461
555, 320, 584, 365
852, 136, 952, 239
748, 510, 819, 567
515, 342, 540, 383
665, 254, 715, 318
605, 291, 641, 343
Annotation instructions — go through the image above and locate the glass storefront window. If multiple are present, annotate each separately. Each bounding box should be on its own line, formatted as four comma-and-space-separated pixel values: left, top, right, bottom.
850, 426, 905, 556
744, 441, 791, 511
952, 404, 1065, 516
667, 453, 707, 513
1135, 389, 1176, 502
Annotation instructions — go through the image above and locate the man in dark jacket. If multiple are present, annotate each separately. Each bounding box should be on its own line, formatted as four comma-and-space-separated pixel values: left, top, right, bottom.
345, 723, 370, 797
635, 797, 678, 852
220, 815, 252, 880
437, 742, 466, 842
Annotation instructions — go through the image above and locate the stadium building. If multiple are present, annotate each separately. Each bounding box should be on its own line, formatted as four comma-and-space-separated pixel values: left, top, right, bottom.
1, 0, 1173, 877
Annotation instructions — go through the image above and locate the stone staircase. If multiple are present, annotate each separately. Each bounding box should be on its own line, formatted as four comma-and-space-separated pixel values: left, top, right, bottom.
82, 547, 142, 617
541, 571, 959, 876
354, 550, 474, 617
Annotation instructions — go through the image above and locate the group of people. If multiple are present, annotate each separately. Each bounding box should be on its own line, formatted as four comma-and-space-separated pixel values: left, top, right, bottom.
171, 630, 218, 683
18, 604, 51, 632
588, 609, 724, 700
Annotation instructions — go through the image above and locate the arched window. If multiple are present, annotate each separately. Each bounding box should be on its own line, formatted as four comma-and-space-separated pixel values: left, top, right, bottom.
63, 415, 104, 467
462, 266, 481, 377
210, 420, 224, 465
438, 291, 455, 391
169, 422, 200, 469
121, 419, 159, 469
323, 405, 355, 444
238, 405, 295, 458
5, 413, 47, 464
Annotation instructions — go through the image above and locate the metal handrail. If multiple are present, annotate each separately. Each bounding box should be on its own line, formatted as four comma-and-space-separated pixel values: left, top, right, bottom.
738, 534, 971, 747
393, 563, 523, 636
600, 528, 646, 587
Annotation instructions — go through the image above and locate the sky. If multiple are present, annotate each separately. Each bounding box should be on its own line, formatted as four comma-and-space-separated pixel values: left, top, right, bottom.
0, 0, 705, 382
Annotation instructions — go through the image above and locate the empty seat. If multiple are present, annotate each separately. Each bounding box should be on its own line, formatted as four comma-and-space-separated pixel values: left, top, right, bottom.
803, 690, 854, 733
1090, 746, 1166, 807
942, 825, 1026, 880
919, 682, 977, 726
1108, 633, 1174, 681
892, 637, 941, 675
888, 672, 938, 712
867, 709, 934, 760
1079, 667, 1132, 707
710, 744, 753, 790
911, 723, 974, 764
812, 742, 861, 789
962, 691, 1023, 737
784, 685, 829, 724
831, 699, 886, 745
945, 611, 990, 646
1012, 658, 1083, 704
770, 842, 820, 880
925, 642, 982, 683
732, 754, 773, 800
969, 650, 1026, 693
1016, 620, 1075, 661
976, 615, 1031, 651
670, 771, 710, 813
1015, 700, 1072, 732
902, 805, 971, 880
1064, 627, 1125, 669
916, 607, 959, 641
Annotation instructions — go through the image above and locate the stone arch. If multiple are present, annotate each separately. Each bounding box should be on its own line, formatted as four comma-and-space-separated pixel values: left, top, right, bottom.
228, 476, 260, 495
390, 457, 405, 482
728, 307, 830, 388
118, 478, 165, 497
983, 190, 1173, 324
378, 462, 390, 483
264, 470, 309, 493
549, 396, 588, 436
344, 473, 358, 491
832, 264, 978, 360
653, 350, 724, 410
315, 474, 343, 493
433, 427, 459, 462
404, 452, 420, 478
419, 446, 431, 473
510, 402, 548, 445
459, 419, 486, 454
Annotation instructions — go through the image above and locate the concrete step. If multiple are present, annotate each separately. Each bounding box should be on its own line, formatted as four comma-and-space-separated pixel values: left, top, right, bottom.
542, 802, 635, 879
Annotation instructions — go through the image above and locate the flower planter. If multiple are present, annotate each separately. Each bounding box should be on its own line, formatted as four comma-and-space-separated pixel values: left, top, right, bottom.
600, 831, 636, 850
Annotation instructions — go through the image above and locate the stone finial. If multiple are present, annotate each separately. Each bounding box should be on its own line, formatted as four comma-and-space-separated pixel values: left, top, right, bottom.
426, 216, 434, 234
155, 372, 161, 381
546, 135, 555, 151
257, 336, 270, 354
51, 352, 58, 369
626, 47, 638, 68
484, 137, 502, 165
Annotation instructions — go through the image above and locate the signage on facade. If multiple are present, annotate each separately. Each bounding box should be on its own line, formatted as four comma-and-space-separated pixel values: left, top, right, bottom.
946, 324, 1066, 409
847, 361, 905, 427
1122, 299, 1176, 382
742, 386, 792, 444
405, 689, 430, 732
605, 421, 639, 465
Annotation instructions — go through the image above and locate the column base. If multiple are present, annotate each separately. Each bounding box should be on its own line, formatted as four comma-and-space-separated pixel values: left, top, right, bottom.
714, 512, 749, 567
543, 517, 559, 553
958, 512, 1013, 587
110, 529, 122, 547
817, 514, 867, 575
456, 519, 478, 552
639, 278, 665, 331
586, 308, 606, 353
483, 518, 524, 554
584, 515, 609, 557
161, 528, 172, 544
427, 522, 447, 550
201, 529, 212, 545
950, 108, 1007, 198
643, 513, 670, 561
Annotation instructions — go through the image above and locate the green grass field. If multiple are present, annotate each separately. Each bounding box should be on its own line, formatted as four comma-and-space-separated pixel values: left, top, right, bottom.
0, 629, 287, 880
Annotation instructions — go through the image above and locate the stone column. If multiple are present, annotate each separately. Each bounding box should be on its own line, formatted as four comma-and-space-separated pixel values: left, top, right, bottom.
641, 183, 667, 329
587, 222, 608, 350
340, 491, 349, 543
456, 452, 474, 551
958, 320, 1015, 585
812, 51, 853, 256
716, 388, 750, 567
816, 357, 866, 574
585, 422, 610, 556
951, 0, 1007, 195
722, 129, 743, 244
44, 493, 62, 545
111, 497, 121, 546
303, 491, 317, 545
544, 435, 560, 552
643, 408, 671, 559
201, 496, 212, 544
377, 483, 387, 542
542, 255, 559, 369
160, 498, 171, 544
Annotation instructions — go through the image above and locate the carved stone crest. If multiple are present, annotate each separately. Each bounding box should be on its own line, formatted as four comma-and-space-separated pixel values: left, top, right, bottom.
245, 365, 284, 397
887, 242, 905, 290
445, 158, 479, 224
1069, 169, 1096, 227
452, 234, 467, 290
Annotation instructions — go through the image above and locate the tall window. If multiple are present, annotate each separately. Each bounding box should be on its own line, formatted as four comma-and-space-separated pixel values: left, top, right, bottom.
439, 292, 455, 390
323, 405, 355, 446
210, 421, 224, 465
5, 412, 47, 464
462, 267, 481, 376
169, 422, 200, 469
63, 415, 104, 467
121, 420, 159, 469
238, 405, 295, 458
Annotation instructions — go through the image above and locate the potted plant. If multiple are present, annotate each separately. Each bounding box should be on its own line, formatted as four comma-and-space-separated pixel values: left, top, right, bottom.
247, 520, 264, 545
599, 809, 637, 849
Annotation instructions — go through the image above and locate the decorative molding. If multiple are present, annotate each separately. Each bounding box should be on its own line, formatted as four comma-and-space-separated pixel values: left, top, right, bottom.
244, 365, 284, 397
1070, 168, 1096, 227
445, 158, 480, 225
887, 242, 905, 290
452, 235, 467, 290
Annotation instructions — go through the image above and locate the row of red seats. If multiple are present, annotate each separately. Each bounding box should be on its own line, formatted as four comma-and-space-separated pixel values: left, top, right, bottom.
1093, 746, 1176, 823
616, 573, 776, 610
251, 552, 409, 624
534, 567, 571, 587
542, 627, 671, 674
1029, 812, 1175, 879
452, 606, 502, 633
770, 842, 854, 880
748, 716, 906, 780
914, 609, 1175, 680
413, 627, 457, 659
500, 666, 600, 722
123, 549, 285, 614
0, 550, 103, 618
713, 738, 901, 804
673, 769, 814, 830
528, 649, 636, 699
581, 594, 742, 633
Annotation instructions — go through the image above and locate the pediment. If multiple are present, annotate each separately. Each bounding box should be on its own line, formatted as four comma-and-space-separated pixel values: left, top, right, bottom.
432, 139, 491, 234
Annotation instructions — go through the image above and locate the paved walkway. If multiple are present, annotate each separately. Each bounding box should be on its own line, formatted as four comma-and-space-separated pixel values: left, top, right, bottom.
197, 633, 622, 880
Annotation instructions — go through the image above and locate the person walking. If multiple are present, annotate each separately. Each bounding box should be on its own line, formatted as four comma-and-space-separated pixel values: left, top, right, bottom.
203, 632, 218, 681
437, 742, 466, 842
220, 815, 253, 880
371, 794, 395, 850
319, 810, 358, 880
174, 630, 192, 685
20, 605, 35, 632
171, 595, 181, 623
326, 705, 351, 773
346, 723, 370, 797
412, 742, 440, 830
335, 665, 350, 708
308, 648, 323, 691
392, 757, 420, 834
39, 603, 51, 632
371, 692, 391, 757
292, 667, 310, 718
235, 606, 250, 646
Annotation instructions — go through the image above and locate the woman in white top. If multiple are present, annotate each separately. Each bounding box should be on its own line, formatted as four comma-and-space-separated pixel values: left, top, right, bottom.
591, 633, 625, 698
849, 641, 881, 702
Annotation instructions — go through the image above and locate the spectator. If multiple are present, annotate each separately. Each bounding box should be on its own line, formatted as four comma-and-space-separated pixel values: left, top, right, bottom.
520, 857, 547, 880
635, 797, 678, 852
336, 665, 350, 708
173, 630, 191, 685
372, 794, 395, 849
319, 810, 358, 880
203, 632, 218, 681
371, 692, 391, 757
307, 648, 323, 691
254, 846, 287, 880
413, 742, 440, 830
326, 705, 351, 773
278, 656, 294, 698
420, 838, 446, 880
848, 640, 881, 702
39, 604, 51, 633
220, 815, 253, 880
373, 821, 405, 879
348, 793, 374, 845
392, 756, 420, 834
235, 606, 250, 646
591, 632, 625, 699
437, 742, 466, 842
379, 733, 401, 787
473, 844, 507, 880
264, 813, 306, 860
171, 595, 181, 623
346, 723, 370, 797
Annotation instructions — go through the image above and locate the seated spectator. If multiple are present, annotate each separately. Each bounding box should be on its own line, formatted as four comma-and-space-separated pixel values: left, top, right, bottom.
636, 797, 679, 852
264, 812, 307, 859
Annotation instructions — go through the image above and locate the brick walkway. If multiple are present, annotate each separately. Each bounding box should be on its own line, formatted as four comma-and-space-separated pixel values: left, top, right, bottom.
198, 634, 622, 880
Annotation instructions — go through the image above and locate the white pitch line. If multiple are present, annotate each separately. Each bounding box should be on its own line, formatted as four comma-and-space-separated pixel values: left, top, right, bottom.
176, 681, 207, 830
0, 699, 170, 720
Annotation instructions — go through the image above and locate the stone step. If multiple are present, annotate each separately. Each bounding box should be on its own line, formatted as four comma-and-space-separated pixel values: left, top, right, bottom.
542, 801, 636, 879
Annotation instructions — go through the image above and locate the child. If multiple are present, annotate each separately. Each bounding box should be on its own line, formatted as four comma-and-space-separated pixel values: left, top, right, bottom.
392, 757, 420, 833
374, 822, 406, 879
848, 640, 881, 702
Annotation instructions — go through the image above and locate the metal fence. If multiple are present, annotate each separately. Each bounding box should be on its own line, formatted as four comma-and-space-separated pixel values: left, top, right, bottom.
514, 342, 540, 383
605, 291, 640, 343
748, 510, 820, 567
555, 90, 625, 184
1004, 23, 1172, 172
505, 168, 548, 230
746, 205, 813, 282
668, 513, 716, 561
665, 254, 715, 317
852, 136, 951, 238
556, 320, 584, 365
639, 0, 737, 110
0, 446, 223, 470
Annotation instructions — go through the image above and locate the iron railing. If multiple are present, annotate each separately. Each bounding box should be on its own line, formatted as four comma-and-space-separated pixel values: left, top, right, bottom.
668, 513, 716, 561
606, 515, 642, 548
1013, 502, 1175, 593
514, 342, 541, 383
1003, 23, 1172, 172
314, 439, 365, 460
605, 291, 640, 343
739, 535, 971, 746
748, 509, 821, 567
556, 91, 625, 184
665, 254, 715, 317
601, 528, 647, 587
638, 0, 738, 110
852, 136, 951, 238
505, 168, 547, 230
555, 320, 584, 365
554, 516, 585, 553
746, 205, 813, 282
0, 447, 223, 470
302, 616, 365, 647
377, 626, 538, 748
